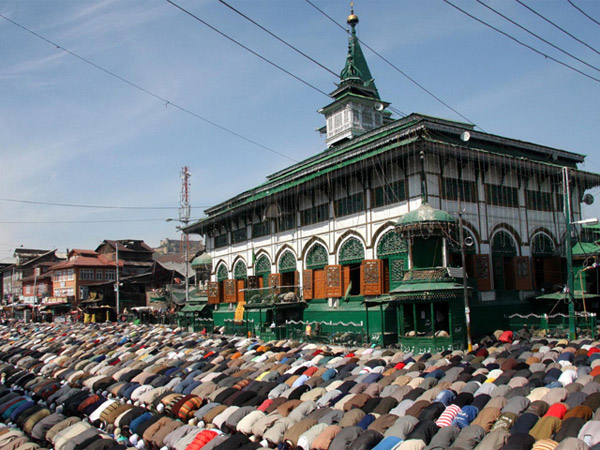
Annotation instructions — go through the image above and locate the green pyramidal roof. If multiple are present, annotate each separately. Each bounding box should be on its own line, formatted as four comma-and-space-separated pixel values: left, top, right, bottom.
337, 11, 379, 99
395, 203, 457, 228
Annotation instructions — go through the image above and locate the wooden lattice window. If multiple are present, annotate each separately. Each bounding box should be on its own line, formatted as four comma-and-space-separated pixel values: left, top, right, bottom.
306, 244, 328, 269
233, 260, 247, 280
377, 230, 408, 257
255, 255, 271, 275
216, 264, 229, 282
278, 250, 297, 273
339, 238, 365, 265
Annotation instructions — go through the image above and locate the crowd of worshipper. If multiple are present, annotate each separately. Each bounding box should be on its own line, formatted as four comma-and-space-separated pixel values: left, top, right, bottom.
0, 323, 598, 450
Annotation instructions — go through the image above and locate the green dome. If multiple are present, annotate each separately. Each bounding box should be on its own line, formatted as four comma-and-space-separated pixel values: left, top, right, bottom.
191, 252, 212, 267
395, 203, 456, 229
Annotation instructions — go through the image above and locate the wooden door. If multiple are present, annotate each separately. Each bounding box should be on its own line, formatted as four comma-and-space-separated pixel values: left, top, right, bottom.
325, 265, 342, 298
236, 279, 245, 303
303, 270, 313, 300
207, 281, 220, 304
361, 260, 383, 296
314, 269, 326, 299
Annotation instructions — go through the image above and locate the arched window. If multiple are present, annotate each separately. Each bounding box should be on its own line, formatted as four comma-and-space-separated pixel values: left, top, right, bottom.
255, 255, 271, 288
338, 237, 365, 296
233, 260, 247, 280
216, 264, 228, 282
306, 243, 328, 269
377, 230, 408, 292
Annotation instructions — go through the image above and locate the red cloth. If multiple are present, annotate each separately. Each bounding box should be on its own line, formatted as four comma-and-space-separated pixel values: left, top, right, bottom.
184, 430, 219, 450
590, 366, 600, 377
545, 403, 567, 419
303, 366, 319, 377
258, 399, 273, 412
394, 362, 406, 370
498, 330, 513, 343
476, 348, 489, 358
345, 353, 355, 358
588, 347, 600, 357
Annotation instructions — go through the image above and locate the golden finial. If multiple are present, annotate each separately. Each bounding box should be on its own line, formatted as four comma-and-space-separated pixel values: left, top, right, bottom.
347, 2, 359, 27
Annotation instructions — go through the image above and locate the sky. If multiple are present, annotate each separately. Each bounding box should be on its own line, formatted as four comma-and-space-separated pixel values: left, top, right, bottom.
1, 0, 599, 261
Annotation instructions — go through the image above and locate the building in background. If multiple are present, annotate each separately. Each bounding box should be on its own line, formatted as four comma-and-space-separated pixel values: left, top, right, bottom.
153, 238, 204, 256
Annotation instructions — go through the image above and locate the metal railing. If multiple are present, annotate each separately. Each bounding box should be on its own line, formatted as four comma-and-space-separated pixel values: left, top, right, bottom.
285, 319, 367, 345
508, 312, 597, 338
243, 286, 302, 305
193, 318, 214, 333
224, 319, 254, 336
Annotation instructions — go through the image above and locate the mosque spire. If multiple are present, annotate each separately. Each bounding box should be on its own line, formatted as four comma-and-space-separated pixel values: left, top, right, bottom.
339, 4, 379, 98
318, 4, 391, 147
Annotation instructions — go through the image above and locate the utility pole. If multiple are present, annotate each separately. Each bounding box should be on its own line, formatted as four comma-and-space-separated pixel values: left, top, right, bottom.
180, 167, 191, 304
458, 193, 473, 352
115, 243, 120, 315
563, 167, 576, 340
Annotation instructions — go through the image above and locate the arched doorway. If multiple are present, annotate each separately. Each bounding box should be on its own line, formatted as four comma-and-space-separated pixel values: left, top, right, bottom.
254, 254, 271, 288
339, 237, 365, 296
531, 234, 560, 291
305, 243, 329, 299
233, 260, 247, 303
277, 250, 298, 288
491, 231, 518, 291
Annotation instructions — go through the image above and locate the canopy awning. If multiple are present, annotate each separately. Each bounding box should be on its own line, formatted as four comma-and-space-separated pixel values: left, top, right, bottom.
179, 303, 208, 313
535, 290, 600, 301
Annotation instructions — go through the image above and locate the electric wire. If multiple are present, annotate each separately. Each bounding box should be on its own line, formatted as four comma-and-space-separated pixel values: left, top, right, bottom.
514, 0, 600, 57
442, 0, 600, 83
0, 198, 212, 210
567, 0, 600, 28
165, 0, 330, 98
0, 13, 298, 163
475, 0, 600, 74
304, 0, 482, 129
217, 0, 339, 78
0, 218, 202, 224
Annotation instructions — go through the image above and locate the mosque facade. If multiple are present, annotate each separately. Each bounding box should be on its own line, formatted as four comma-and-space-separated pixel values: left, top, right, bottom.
185, 11, 600, 344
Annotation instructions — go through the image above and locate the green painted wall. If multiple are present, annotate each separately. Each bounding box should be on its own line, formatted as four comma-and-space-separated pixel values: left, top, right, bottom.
412, 238, 443, 268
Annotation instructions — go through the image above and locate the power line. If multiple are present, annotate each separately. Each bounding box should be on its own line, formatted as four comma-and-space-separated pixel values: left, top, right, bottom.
568, 0, 600, 28
514, 0, 600, 57
165, 0, 330, 98
0, 198, 213, 210
441, 0, 600, 83
217, 0, 339, 79
217, 0, 410, 118
0, 218, 202, 224
304, 0, 481, 129
0, 13, 298, 163
475, 0, 600, 74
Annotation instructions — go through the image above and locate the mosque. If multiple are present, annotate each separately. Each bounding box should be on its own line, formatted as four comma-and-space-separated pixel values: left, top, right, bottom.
185, 9, 600, 349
